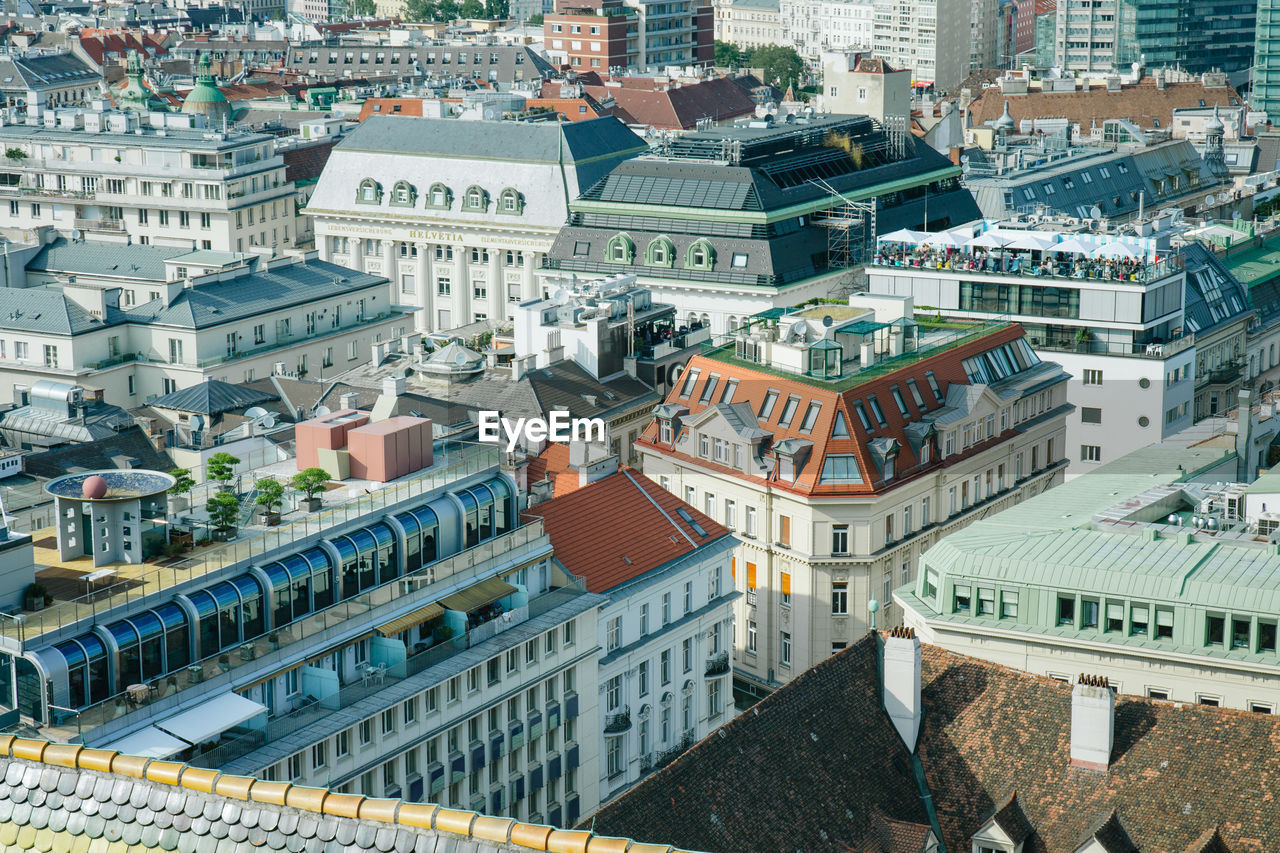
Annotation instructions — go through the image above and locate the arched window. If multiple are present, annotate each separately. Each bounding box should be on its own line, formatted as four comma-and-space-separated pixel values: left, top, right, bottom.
605, 233, 635, 264
356, 178, 382, 204
426, 183, 452, 209
686, 238, 716, 270
498, 187, 524, 215
646, 236, 675, 268
463, 185, 489, 211
390, 180, 416, 207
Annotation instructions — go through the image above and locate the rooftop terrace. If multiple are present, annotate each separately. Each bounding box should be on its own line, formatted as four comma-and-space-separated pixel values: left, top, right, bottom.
2, 442, 501, 651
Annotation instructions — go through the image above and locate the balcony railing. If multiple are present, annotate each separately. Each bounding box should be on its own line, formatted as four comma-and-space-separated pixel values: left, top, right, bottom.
603, 705, 632, 734
655, 730, 696, 769
1033, 332, 1195, 360
870, 248, 1185, 285
74, 217, 125, 232
194, 313, 401, 368
184, 585, 583, 770
705, 651, 729, 677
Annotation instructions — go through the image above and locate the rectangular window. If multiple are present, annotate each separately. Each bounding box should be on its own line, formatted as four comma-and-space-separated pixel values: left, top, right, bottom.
1057, 596, 1075, 626
780, 632, 791, 666
778, 515, 791, 548
1260, 620, 1277, 653
1000, 590, 1018, 619
747, 620, 757, 652
953, 585, 971, 613
780, 572, 791, 605
977, 588, 995, 616
1082, 369, 1103, 385
832, 524, 849, 554
1081, 407, 1102, 424
1081, 445, 1102, 462
745, 506, 757, 537
1106, 602, 1124, 633
1130, 605, 1149, 636
832, 582, 848, 614
1207, 614, 1226, 646
1233, 618, 1251, 650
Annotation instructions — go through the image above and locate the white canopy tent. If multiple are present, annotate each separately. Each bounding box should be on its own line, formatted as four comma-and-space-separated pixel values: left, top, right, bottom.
1090, 240, 1143, 259
1004, 233, 1060, 251
966, 231, 1016, 249
922, 228, 974, 247
878, 228, 931, 244
1051, 236, 1096, 255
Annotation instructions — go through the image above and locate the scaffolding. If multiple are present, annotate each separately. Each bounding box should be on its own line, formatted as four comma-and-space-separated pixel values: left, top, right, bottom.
809, 177, 877, 299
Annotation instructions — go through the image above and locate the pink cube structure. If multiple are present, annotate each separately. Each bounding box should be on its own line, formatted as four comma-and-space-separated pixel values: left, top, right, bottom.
295, 409, 369, 470
347, 416, 434, 482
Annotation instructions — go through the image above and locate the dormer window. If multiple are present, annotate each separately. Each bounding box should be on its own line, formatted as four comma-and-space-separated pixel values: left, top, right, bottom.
463, 186, 489, 211
679, 368, 700, 398
390, 180, 416, 207
427, 183, 452, 209
606, 233, 635, 264
686, 238, 715, 270
646, 236, 675, 268
659, 420, 672, 443
356, 178, 382, 204
498, 187, 524, 215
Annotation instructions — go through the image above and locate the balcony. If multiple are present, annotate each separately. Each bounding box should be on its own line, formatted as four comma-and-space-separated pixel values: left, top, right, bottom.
0, 184, 94, 201
74, 217, 125, 233
655, 730, 695, 769
603, 705, 632, 734
184, 584, 584, 770
1033, 332, 1195, 360
705, 651, 729, 677
1198, 359, 1243, 390
194, 312, 403, 368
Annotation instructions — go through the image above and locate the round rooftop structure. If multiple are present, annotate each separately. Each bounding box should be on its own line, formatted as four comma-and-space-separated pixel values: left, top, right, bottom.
45, 470, 176, 502
181, 54, 230, 127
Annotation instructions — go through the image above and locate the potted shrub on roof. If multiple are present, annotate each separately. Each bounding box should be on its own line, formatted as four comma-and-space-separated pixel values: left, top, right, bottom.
207, 490, 241, 541
168, 467, 194, 516
206, 452, 240, 493
255, 478, 285, 526
24, 583, 48, 612
292, 467, 331, 512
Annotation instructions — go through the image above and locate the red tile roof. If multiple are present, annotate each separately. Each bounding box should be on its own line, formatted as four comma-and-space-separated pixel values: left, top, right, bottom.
967, 77, 1242, 132
281, 139, 339, 185
356, 98, 427, 121
525, 442, 578, 498
637, 324, 1031, 499
582, 76, 756, 129
523, 467, 731, 593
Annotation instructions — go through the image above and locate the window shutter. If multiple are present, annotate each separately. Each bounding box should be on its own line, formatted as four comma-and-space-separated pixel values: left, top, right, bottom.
747, 562, 757, 590
731, 557, 736, 581
1156, 609, 1174, 627
781, 572, 791, 597
1107, 603, 1124, 621
780, 515, 791, 545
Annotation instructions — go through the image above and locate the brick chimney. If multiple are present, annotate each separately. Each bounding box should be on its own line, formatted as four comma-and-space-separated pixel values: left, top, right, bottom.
568, 439, 618, 486
1069, 673, 1115, 770
883, 626, 922, 752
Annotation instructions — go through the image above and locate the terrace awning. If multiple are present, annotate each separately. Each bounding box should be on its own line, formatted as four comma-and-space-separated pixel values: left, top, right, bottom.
155, 692, 267, 745
102, 726, 188, 759
878, 228, 930, 243
376, 602, 445, 637
440, 577, 517, 613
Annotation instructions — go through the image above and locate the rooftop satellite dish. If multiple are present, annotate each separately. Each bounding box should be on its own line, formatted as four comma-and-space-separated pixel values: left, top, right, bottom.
244, 406, 269, 420
314, 405, 332, 417
823, 315, 833, 327
1205, 194, 1216, 206
1089, 206, 1102, 219
70, 229, 82, 241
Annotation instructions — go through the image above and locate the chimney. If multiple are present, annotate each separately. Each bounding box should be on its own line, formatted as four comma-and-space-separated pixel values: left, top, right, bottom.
382, 375, 406, 397
568, 438, 619, 486
339, 391, 361, 410
882, 626, 922, 752
1236, 388, 1253, 481
1069, 674, 1115, 770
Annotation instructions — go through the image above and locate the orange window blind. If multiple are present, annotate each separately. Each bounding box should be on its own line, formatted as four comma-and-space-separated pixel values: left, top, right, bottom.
781, 571, 791, 597
747, 562, 757, 589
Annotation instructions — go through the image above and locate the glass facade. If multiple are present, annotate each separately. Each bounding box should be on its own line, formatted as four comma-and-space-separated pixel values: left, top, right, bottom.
37, 475, 516, 718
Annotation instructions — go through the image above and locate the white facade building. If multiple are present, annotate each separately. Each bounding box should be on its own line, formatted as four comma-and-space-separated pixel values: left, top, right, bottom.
778, 0, 874, 62
0, 246, 410, 403
307, 115, 647, 334
0, 105, 297, 253
868, 221, 1254, 476
635, 295, 1071, 703
528, 448, 737, 804
716, 0, 784, 51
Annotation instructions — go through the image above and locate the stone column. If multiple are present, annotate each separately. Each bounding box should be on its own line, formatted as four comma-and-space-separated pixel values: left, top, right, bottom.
416, 243, 431, 333
452, 246, 467, 329
522, 250, 539, 301
487, 249, 502, 321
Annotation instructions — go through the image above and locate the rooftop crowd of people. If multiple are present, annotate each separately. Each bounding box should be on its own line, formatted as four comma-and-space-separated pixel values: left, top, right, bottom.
871, 243, 1179, 282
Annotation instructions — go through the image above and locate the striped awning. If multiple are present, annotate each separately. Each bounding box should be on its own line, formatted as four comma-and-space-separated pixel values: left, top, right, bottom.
376, 602, 445, 637
440, 577, 517, 613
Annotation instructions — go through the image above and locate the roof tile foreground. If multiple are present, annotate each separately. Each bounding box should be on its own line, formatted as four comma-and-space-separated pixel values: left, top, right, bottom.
591, 634, 1280, 852
0, 737, 698, 853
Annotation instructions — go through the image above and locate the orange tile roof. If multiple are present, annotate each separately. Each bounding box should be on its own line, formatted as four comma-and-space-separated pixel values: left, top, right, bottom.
637, 324, 1029, 499
356, 98, 426, 121
524, 468, 730, 593
968, 77, 1242, 131
526, 442, 579, 497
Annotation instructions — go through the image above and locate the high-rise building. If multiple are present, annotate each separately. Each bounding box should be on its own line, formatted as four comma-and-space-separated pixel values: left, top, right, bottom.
634, 294, 1070, 703
1254, 0, 1280, 122
869, 0, 970, 90
1054, 0, 1254, 75
544, 0, 713, 72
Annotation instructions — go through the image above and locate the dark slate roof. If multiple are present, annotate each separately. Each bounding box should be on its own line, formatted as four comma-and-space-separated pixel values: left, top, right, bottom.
125, 260, 386, 330
589, 635, 930, 851
597, 634, 1280, 852
0, 288, 122, 335
149, 379, 278, 416
525, 360, 659, 419
26, 237, 189, 282
339, 114, 647, 167
990, 794, 1034, 845
1180, 242, 1254, 336
20, 426, 172, 478
0, 399, 136, 445
0, 51, 96, 90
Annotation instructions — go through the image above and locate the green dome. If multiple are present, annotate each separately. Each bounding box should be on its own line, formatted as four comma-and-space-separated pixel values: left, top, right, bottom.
181, 54, 230, 124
